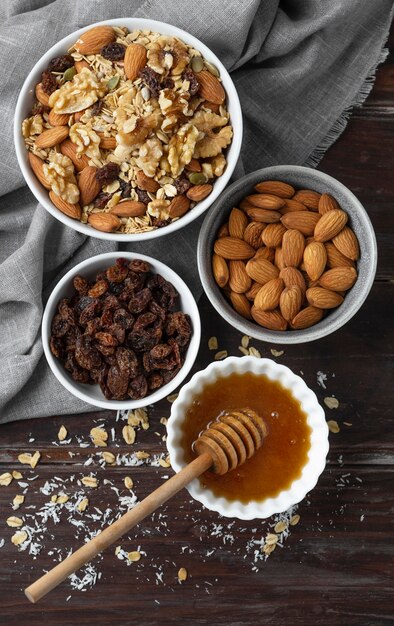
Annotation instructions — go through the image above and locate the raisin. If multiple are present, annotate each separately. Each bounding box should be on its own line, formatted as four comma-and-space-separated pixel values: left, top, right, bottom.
152, 218, 170, 229
85, 318, 101, 336
64, 353, 91, 384
73, 275, 89, 295
128, 374, 148, 400
106, 260, 129, 283
41, 70, 58, 94
135, 187, 150, 205
113, 308, 134, 330
107, 366, 129, 400
31, 102, 49, 116
88, 279, 109, 298
75, 335, 102, 370
94, 192, 113, 209
133, 312, 157, 332
182, 68, 199, 96
100, 43, 126, 61
129, 259, 151, 274
162, 366, 181, 384
91, 99, 104, 117
79, 299, 102, 326
116, 346, 139, 378
108, 281, 124, 295
51, 314, 70, 338
128, 288, 152, 314
50, 336, 64, 359
96, 344, 115, 358
149, 300, 166, 324
127, 327, 162, 353
138, 67, 161, 98
47, 55, 74, 73
119, 179, 132, 198
95, 331, 118, 347
165, 312, 192, 348
174, 175, 191, 194
162, 77, 174, 89
108, 325, 125, 344
96, 163, 121, 186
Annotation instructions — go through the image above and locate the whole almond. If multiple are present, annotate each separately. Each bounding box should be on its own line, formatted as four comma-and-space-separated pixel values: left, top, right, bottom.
281, 211, 320, 236
279, 285, 303, 321
303, 241, 327, 280
261, 223, 287, 248
318, 193, 341, 214
254, 278, 284, 310
245, 281, 261, 301
186, 184, 213, 202
243, 222, 265, 249
185, 158, 202, 172
78, 166, 100, 206
197, 70, 225, 105
230, 292, 252, 320
124, 43, 147, 81
319, 267, 357, 291
74, 26, 115, 55
110, 200, 147, 217
75, 60, 90, 73
74, 109, 86, 122
214, 237, 255, 260
293, 189, 321, 210
274, 247, 285, 270
314, 209, 348, 243
291, 306, 323, 329
245, 257, 279, 284
97, 133, 117, 150
28, 153, 51, 190
306, 287, 344, 309
60, 139, 89, 172
251, 307, 287, 331
254, 180, 295, 198
35, 83, 50, 106
281, 199, 308, 213
229, 207, 248, 239
281, 229, 305, 267
135, 170, 160, 193
49, 191, 81, 220
254, 247, 275, 263
325, 242, 355, 268
35, 126, 69, 149
332, 226, 360, 260
218, 222, 229, 238
48, 110, 70, 126
246, 194, 285, 210
245, 207, 281, 223
168, 195, 190, 218
229, 261, 252, 294
279, 267, 306, 294
212, 254, 229, 288
88, 213, 121, 233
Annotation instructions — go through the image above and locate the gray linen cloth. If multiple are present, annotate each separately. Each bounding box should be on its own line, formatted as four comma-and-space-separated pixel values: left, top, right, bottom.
0, 0, 392, 423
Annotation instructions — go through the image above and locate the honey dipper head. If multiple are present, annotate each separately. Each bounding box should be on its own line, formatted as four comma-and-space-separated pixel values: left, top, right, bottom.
193, 408, 267, 475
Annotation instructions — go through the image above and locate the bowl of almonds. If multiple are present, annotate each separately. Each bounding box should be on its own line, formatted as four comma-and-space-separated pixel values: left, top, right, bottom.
14, 19, 241, 240
197, 165, 377, 343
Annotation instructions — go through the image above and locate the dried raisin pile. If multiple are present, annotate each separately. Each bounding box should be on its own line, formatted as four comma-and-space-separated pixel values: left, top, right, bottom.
49, 258, 192, 401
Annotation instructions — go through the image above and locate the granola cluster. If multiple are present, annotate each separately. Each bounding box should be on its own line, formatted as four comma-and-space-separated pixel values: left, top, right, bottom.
22, 25, 233, 234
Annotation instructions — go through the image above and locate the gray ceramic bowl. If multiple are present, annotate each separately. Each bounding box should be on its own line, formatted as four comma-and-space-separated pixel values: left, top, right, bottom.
197, 165, 377, 344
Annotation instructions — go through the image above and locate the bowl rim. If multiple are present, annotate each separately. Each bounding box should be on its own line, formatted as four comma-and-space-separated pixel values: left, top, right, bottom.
42, 251, 201, 410
197, 164, 378, 344
167, 355, 329, 520
14, 17, 243, 242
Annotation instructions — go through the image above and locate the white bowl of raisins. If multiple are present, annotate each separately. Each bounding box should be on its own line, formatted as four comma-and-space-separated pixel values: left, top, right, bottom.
42, 252, 201, 409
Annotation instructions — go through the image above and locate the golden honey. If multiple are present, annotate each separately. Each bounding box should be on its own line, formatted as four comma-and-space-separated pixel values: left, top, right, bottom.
181, 371, 311, 504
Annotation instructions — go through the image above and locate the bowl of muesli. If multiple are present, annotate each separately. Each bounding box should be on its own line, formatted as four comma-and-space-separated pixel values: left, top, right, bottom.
14, 19, 242, 240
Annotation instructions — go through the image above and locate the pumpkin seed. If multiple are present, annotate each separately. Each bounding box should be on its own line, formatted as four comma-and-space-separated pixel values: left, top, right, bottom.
204, 60, 220, 77
107, 75, 120, 90
188, 172, 208, 185
63, 67, 76, 82
191, 56, 204, 73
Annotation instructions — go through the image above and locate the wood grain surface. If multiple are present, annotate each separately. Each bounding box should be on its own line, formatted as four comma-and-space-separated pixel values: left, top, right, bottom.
1, 31, 394, 626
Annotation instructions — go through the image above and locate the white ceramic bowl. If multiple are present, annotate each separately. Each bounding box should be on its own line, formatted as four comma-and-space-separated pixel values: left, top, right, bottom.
167, 356, 329, 520
14, 18, 243, 241
42, 252, 201, 410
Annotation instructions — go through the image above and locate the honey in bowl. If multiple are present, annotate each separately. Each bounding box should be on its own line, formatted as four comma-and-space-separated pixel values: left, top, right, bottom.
181, 371, 311, 504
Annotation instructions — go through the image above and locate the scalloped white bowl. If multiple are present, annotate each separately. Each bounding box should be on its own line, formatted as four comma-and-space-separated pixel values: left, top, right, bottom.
167, 356, 329, 520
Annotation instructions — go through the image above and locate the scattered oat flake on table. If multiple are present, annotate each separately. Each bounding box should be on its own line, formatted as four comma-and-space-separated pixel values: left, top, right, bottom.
77, 497, 89, 512
11, 530, 28, 546
214, 350, 228, 360
270, 348, 284, 357
238, 346, 249, 356
7, 516, 23, 528
81, 476, 98, 488
248, 347, 261, 358
18, 451, 41, 468
265, 533, 279, 545
12, 471, 23, 480
208, 336, 218, 350
290, 514, 300, 526
159, 455, 171, 468
167, 393, 178, 403
102, 451, 116, 464
274, 520, 288, 533
58, 425, 68, 441
90, 427, 108, 447
122, 424, 136, 445
135, 451, 150, 460
241, 335, 250, 348
324, 396, 339, 409
178, 567, 188, 582
124, 476, 134, 489
262, 543, 276, 555
128, 551, 141, 562
12, 495, 25, 510
327, 420, 340, 433
0, 472, 13, 486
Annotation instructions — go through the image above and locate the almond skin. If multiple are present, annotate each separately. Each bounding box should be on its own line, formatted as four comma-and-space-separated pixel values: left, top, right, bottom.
254, 180, 295, 198
74, 26, 115, 55
332, 226, 360, 260
281, 229, 305, 268
303, 241, 327, 280
306, 287, 344, 309
212, 254, 229, 288
28, 153, 51, 190
279, 267, 306, 294
251, 307, 287, 331
319, 267, 357, 291
325, 242, 356, 269
230, 292, 252, 320
197, 70, 225, 105
135, 170, 160, 193
48, 110, 70, 126
281, 211, 320, 236
245, 194, 285, 210
228, 207, 248, 239
35, 126, 69, 149
186, 184, 213, 202
245, 257, 279, 284
60, 139, 89, 172
124, 43, 147, 81
97, 132, 117, 150
291, 306, 323, 329
229, 261, 252, 294
214, 237, 255, 260
75, 60, 90, 73
88, 213, 121, 233
293, 190, 321, 210
279, 285, 303, 321
318, 193, 341, 214
168, 195, 190, 218
261, 223, 287, 248
185, 158, 202, 172
254, 278, 284, 310
243, 222, 265, 249
35, 83, 50, 106
245, 207, 281, 223
49, 190, 81, 220
78, 166, 101, 206
314, 209, 348, 242
110, 200, 147, 217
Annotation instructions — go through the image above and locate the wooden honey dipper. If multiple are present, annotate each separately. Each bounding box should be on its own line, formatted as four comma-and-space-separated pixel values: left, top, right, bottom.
25, 408, 267, 603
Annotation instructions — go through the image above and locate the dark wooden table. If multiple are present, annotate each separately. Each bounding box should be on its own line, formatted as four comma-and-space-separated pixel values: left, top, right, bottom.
1, 35, 394, 626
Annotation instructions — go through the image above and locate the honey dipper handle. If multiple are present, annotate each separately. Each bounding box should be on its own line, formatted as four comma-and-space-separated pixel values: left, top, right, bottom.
24, 451, 212, 604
